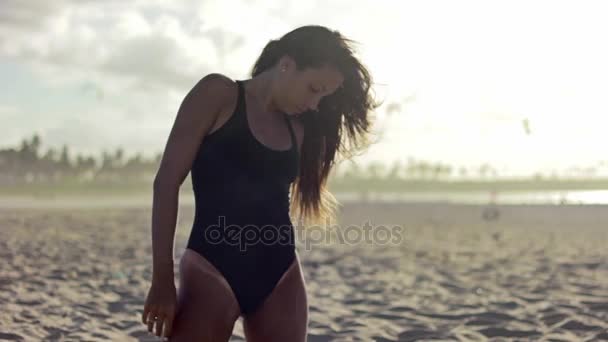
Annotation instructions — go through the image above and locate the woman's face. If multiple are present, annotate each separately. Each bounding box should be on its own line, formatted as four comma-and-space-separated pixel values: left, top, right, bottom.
274, 56, 344, 116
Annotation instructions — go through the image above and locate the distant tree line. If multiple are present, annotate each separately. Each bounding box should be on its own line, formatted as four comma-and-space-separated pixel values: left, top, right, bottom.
333, 158, 499, 181
0, 134, 160, 185
1, 133, 607, 187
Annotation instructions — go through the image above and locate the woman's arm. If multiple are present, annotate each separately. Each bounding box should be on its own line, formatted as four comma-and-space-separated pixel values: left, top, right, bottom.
150, 73, 233, 283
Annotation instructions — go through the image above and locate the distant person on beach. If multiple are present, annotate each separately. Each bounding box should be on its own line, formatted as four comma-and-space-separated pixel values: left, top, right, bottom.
142, 25, 378, 341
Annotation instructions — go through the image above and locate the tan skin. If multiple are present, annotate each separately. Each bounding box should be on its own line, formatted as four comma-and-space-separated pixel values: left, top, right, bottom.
142, 55, 343, 341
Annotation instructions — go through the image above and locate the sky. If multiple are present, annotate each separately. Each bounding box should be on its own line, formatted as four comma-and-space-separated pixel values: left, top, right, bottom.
1, 0, 608, 177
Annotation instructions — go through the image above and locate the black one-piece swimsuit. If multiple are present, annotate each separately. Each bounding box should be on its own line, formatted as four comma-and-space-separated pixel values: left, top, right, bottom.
185, 79, 300, 315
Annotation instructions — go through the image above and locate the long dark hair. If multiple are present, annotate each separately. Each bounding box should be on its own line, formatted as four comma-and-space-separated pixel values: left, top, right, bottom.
250, 25, 380, 226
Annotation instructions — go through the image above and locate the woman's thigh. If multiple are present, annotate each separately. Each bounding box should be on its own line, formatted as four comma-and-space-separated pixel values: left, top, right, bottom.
242, 253, 308, 342
169, 249, 241, 342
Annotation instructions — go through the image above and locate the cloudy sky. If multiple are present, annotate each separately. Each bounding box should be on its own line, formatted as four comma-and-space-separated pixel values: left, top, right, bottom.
1, 0, 607, 176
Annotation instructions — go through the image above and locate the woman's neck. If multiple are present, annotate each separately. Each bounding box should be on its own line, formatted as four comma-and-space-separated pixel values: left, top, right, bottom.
244, 71, 282, 115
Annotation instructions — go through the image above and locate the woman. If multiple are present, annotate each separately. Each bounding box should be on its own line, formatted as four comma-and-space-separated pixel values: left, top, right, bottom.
142, 25, 378, 341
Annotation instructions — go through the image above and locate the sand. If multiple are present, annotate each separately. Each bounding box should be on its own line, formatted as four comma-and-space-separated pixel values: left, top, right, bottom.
1, 200, 607, 341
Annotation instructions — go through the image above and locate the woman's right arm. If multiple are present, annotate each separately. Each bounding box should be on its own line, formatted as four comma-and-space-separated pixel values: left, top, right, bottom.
150, 73, 233, 283
142, 73, 233, 338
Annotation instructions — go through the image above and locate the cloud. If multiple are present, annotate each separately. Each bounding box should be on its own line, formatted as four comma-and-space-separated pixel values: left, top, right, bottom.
0, 1, 65, 31
0, 1, 251, 93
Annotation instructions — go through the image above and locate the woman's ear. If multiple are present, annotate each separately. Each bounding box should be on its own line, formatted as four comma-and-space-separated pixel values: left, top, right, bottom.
280, 55, 297, 72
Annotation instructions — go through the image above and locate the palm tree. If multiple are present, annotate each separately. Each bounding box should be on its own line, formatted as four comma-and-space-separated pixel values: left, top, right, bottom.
365, 161, 385, 179
386, 160, 403, 181
114, 147, 124, 168
59, 145, 72, 177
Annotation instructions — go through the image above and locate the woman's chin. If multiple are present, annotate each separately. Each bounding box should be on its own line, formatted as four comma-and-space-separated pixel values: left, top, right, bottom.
284, 108, 300, 116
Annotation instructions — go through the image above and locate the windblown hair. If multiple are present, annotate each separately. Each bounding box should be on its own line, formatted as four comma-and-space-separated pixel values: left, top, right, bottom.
250, 25, 380, 226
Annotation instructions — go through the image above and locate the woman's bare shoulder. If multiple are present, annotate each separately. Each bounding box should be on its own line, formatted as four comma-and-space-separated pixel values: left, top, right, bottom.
193, 73, 236, 104
192, 73, 240, 124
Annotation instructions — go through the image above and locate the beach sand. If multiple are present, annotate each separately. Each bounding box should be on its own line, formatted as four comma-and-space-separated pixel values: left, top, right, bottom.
1, 200, 607, 341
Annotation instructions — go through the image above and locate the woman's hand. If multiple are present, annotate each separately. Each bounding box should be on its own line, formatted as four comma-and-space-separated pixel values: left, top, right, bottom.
142, 278, 177, 339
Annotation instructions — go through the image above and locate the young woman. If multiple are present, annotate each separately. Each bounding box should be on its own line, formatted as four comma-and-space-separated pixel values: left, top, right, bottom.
142, 25, 378, 341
